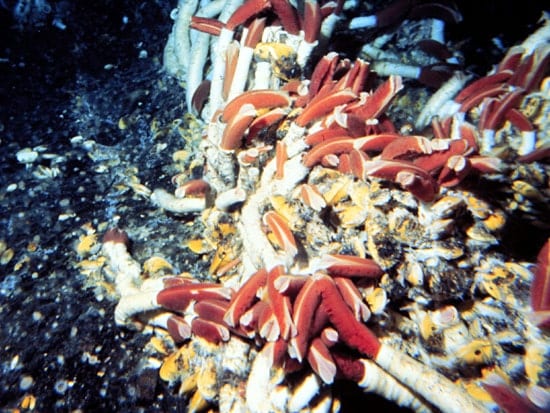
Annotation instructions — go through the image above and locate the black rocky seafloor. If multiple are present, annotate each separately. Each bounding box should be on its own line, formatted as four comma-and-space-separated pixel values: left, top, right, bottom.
1, 1, 191, 411
0, 1, 548, 412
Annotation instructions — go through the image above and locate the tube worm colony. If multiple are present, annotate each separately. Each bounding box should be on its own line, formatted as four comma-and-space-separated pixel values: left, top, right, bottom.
90, 1, 550, 412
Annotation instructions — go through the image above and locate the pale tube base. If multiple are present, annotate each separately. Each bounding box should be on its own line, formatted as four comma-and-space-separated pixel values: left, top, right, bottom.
151, 188, 206, 214
375, 344, 489, 413
358, 359, 432, 412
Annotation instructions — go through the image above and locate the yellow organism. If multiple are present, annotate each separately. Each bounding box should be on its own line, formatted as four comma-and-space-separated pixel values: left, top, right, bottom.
254, 42, 301, 81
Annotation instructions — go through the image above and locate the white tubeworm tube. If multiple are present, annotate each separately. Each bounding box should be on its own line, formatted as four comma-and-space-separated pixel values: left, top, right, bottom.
375, 344, 489, 413
415, 71, 470, 129
101, 240, 142, 295
430, 18, 446, 44
320, 13, 340, 40
228, 45, 255, 100
215, 187, 247, 210
518, 130, 537, 155
296, 39, 318, 68
246, 345, 286, 412
252, 61, 272, 90
115, 290, 161, 326
173, 0, 199, 75
349, 15, 378, 30
361, 44, 400, 61
186, 31, 210, 113
288, 374, 323, 412
358, 359, 432, 412
372, 61, 422, 80
520, 13, 550, 54
481, 129, 496, 154
151, 188, 206, 214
